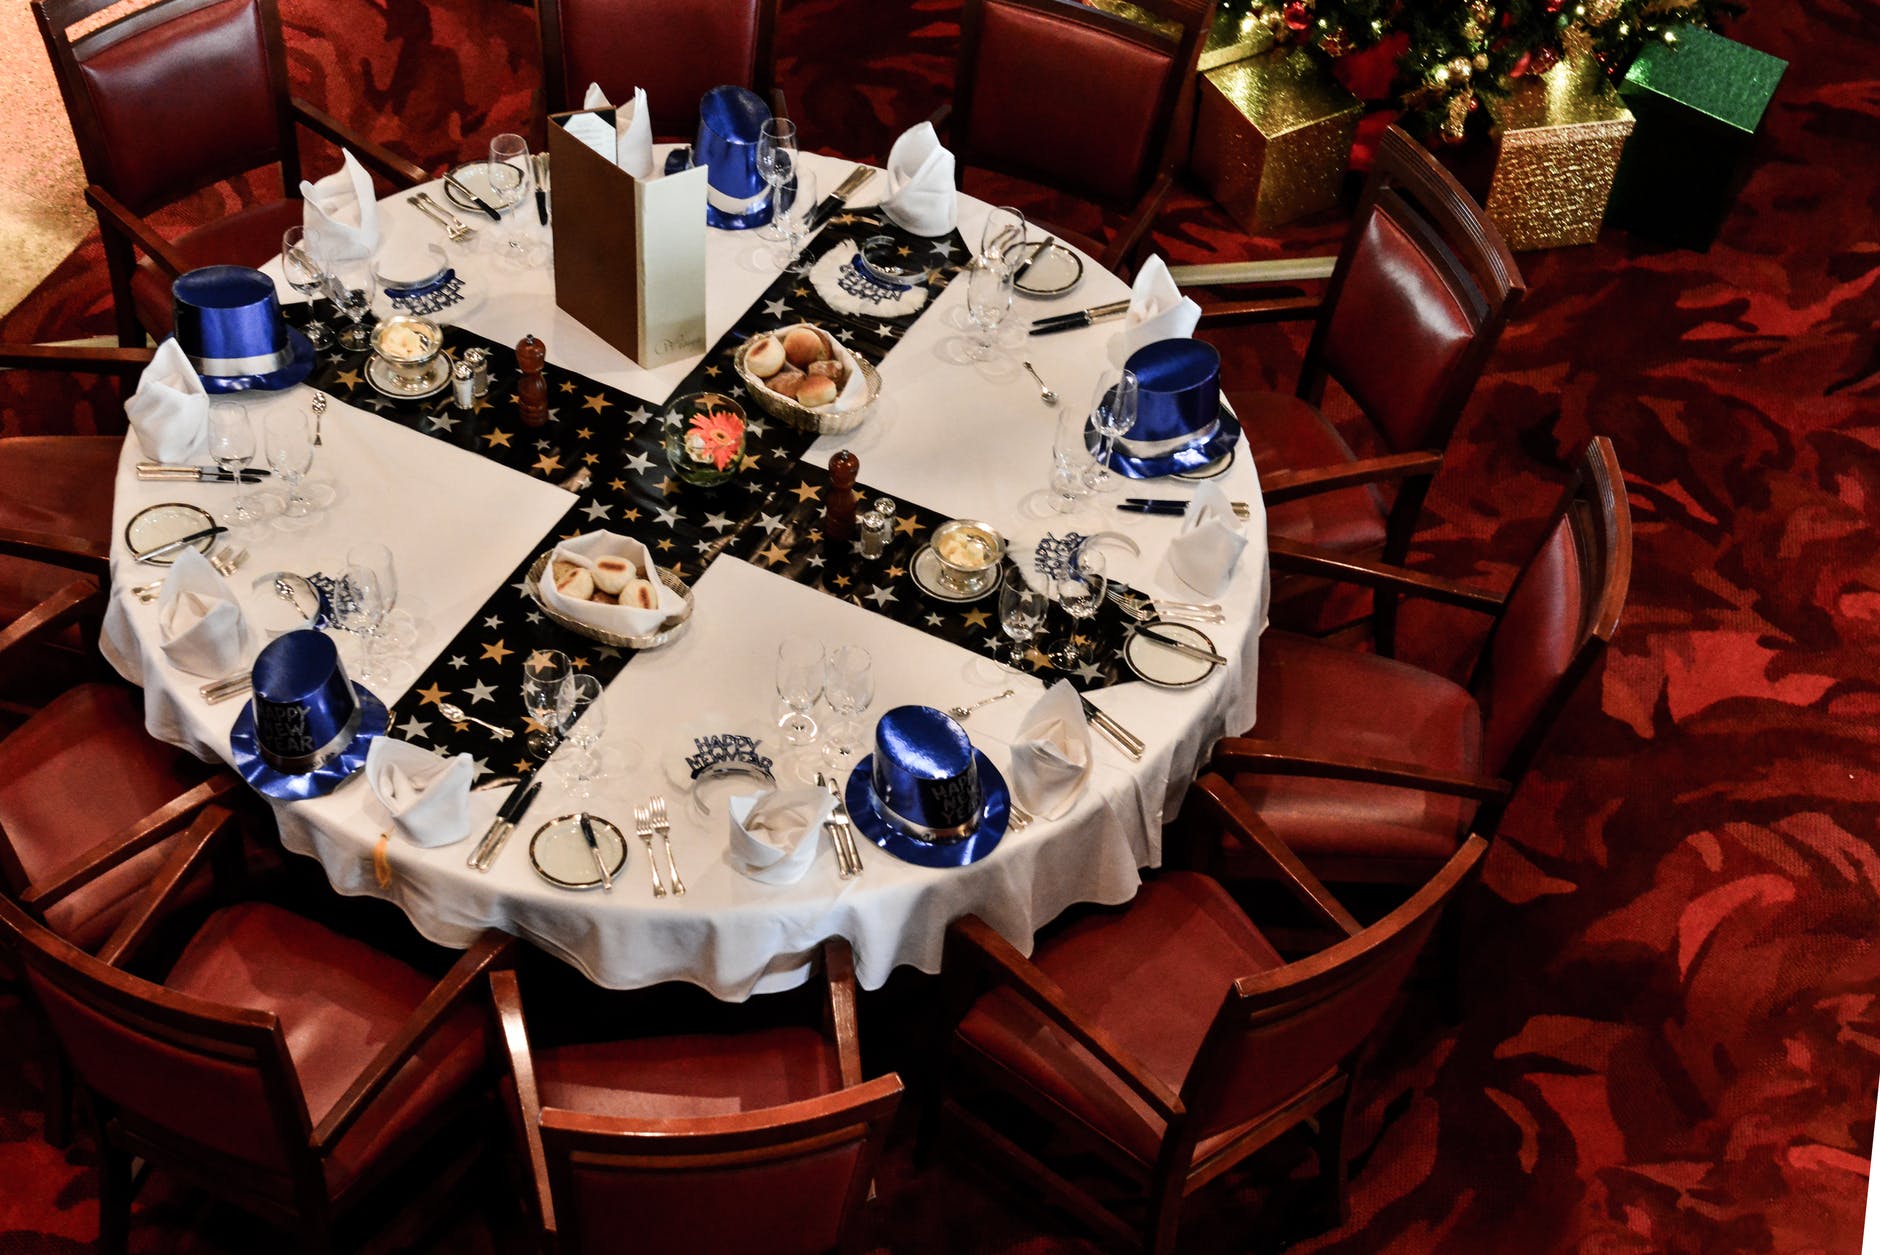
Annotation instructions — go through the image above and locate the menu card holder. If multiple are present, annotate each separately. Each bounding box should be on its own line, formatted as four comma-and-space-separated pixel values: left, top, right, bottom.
547, 108, 709, 367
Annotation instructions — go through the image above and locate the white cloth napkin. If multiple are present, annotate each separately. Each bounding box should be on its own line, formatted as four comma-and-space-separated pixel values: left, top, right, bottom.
124, 338, 208, 463
569, 83, 654, 179
727, 787, 838, 884
881, 122, 957, 237
538, 531, 682, 636
1167, 482, 1248, 597
1008, 681, 1091, 820
366, 737, 475, 847
1109, 254, 1202, 367
158, 547, 248, 678
300, 149, 379, 262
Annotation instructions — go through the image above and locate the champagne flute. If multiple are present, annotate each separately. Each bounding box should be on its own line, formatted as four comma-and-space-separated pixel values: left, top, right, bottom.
756, 118, 798, 243
336, 562, 390, 691
1053, 548, 1107, 670
965, 256, 1013, 361
823, 645, 874, 769
776, 637, 824, 746
1084, 368, 1140, 493
521, 649, 572, 760
281, 226, 332, 348
206, 402, 266, 532
980, 205, 1027, 273
559, 673, 605, 797
265, 406, 316, 523
998, 582, 1046, 672
488, 133, 538, 268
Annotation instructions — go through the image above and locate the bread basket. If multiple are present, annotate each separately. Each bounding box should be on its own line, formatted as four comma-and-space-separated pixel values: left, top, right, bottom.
732, 327, 882, 436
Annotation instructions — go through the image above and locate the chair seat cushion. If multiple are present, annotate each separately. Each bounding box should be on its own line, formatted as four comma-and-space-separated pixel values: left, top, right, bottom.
0, 683, 210, 949
955, 873, 1284, 1163
1229, 389, 1388, 555
534, 1027, 842, 1121
131, 199, 306, 338
1234, 631, 1483, 873
0, 435, 119, 548
164, 901, 488, 1198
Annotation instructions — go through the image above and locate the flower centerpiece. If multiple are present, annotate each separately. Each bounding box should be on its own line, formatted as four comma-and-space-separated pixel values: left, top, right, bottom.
662, 391, 747, 487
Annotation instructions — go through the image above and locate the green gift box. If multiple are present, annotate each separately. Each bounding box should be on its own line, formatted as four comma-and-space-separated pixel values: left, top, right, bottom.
1607, 26, 1787, 250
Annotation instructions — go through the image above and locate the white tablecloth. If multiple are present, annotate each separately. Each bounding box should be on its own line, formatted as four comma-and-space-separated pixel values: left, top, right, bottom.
103, 153, 1269, 999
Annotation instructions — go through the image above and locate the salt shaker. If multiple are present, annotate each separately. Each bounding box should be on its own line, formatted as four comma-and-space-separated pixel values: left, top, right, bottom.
461, 346, 490, 398
872, 496, 898, 534
858, 511, 887, 558
451, 360, 475, 410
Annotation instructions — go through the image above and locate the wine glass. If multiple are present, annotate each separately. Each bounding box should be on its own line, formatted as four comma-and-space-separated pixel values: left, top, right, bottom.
965, 256, 1013, 361
559, 673, 605, 797
521, 649, 572, 759
775, 165, 818, 262
979, 205, 1027, 273
1052, 548, 1107, 670
1084, 368, 1140, 493
281, 226, 332, 348
776, 637, 823, 747
823, 645, 874, 770
335, 562, 391, 691
346, 542, 415, 654
206, 402, 267, 532
488, 133, 539, 268
756, 118, 798, 243
265, 406, 316, 522
1049, 402, 1094, 514
998, 582, 1046, 672
333, 256, 374, 351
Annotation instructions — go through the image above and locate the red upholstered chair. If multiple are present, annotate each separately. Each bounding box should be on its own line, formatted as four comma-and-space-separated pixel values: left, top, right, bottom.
1193, 126, 1524, 637
945, 0, 1216, 276
534, 0, 780, 140
0, 806, 518, 1255
936, 834, 1489, 1253
1193, 436, 1631, 886
492, 942, 902, 1255
33, 0, 428, 346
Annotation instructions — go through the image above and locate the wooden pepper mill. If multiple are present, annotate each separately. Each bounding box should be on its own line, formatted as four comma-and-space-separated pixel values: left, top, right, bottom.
825, 449, 859, 542
516, 334, 548, 427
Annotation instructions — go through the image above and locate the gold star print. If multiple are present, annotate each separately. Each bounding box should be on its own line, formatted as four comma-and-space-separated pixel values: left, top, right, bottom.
755, 541, 790, 567
559, 379, 576, 392
668, 562, 687, 579
609, 478, 628, 493
792, 482, 821, 502
446, 714, 469, 730
833, 574, 851, 589
738, 453, 762, 472
514, 758, 535, 773
576, 427, 593, 440
582, 393, 610, 413
523, 716, 548, 735
622, 507, 642, 522
415, 682, 449, 706
808, 528, 823, 544
656, 538, 674, 552
334, 368, 362, 389
704, 364, 721, 377
583, 452, 601, 465
525, 650, 559, 669
896, 245, 912, 256
792, 286, 810, 298
570, 656, 591, 670
886, 564, 906, 579
532, 453, 563, 475
657, 477, 680, 496
473, 395, 495, 413
483, 428, 513, 448
963, 609, 991, 629
481, 639, 514, 663
894, 516, 922, 536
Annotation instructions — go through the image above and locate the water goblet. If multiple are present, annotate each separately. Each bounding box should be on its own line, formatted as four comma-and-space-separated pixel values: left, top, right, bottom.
756, 118, 798, 243
559, 673, 605, 797
1083, 368, 1139, 493
1052, 548, 1107, 670
335, 562, 391, 691
281, 226, 332, 348
265, 407, 316, 522
965, 257, 1014, 362
980, 205, 1027, 273
776, 637, 824, 747
488, 133, 541, 268
521, 649, 572, 760
333, 257, 375, 351
774, 165, 818, 262
823, 645, 874, 770
207, 402, 269, 532
1049, 402, 1095, 514
347, 542, 415, 654
998, 582, 1047, 672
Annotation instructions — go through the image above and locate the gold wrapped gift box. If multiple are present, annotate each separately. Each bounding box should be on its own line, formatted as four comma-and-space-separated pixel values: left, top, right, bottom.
1483, 57, 1636, 251
1192, 47, 1362, 231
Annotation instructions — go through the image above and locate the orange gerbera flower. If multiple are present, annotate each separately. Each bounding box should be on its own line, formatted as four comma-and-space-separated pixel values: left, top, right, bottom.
685, 409, 745, 471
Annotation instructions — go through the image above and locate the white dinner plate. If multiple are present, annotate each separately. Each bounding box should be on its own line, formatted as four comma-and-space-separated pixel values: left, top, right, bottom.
1013, 241, 1084, 299
443, 161, 526, 216
124, 502, 217, 566
1122, 620, 1220, 688
529, 813, 628, 890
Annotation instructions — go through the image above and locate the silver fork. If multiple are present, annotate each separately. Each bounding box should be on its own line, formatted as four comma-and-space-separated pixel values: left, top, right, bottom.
648, 795, 685, 895
1107, 587, 1224, 621
409, 193, 477, 243
132, 546, 248, 601
631, 804, 668, 898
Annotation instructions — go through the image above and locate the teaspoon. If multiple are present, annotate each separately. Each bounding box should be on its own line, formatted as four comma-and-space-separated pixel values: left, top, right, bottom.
437, 702, 515, 739
1022, 362, 1058, 407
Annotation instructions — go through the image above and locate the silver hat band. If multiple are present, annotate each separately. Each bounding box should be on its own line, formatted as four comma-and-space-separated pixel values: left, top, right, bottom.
707, 183, 769, 214
876, 789, 982, 844
189, 343, 294, 377
1116, 416, 1220, 459
259, 704, 361, 774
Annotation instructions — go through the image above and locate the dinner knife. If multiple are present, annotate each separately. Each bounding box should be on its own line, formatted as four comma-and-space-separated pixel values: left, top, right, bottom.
137, 462, 271, 483
579, 813, 613, 891
134, 525, 228, 564
1116, 498, 1250, 517
533, 153, 550, 226
1133, 624, 1228, 667
468, 780, 540, 870
1078, 695, 1144, 760
1013, 234, 1056, 285
1028, 299, 1130, 336
806, 166, 877, 232
442, 170, 503, 222
819, 772, 863, 877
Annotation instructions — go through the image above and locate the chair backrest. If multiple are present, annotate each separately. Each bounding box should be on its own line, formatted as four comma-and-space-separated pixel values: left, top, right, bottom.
1470, 435, 1632, 780
535, 0, 778, 140
1178, 834, 1488, 1149
0, 892, 321, 1204
1303, 126, 1524, 456
537, 1079, 903, 1255
953, 0, 1214, 208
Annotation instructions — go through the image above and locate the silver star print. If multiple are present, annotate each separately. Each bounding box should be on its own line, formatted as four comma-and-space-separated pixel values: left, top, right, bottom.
629, 406, 653, 423
805, 553, 825, 568
525, 610, 543, 624
510, 579, 534, 597
483, 614, 503, 630
426, 412, 459, 432
397, 715, 431, 739
466, 680, 497, 704
472, 757, 491, 780
581, 500, 612, 522
704, 512, 734, 532
1072, 660, 1106, 683
654, 506, 680, 527
745, 416, 768, 437
864, 585, 897, 606
624, 451, 655, 473
924, 613, 944, 626
763, 297, 790, 318
758, 512, 784, 531
447, 654, 468, 669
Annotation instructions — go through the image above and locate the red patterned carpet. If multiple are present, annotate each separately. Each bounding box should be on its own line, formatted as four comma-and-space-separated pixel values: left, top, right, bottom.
3, 2, 1878, 1252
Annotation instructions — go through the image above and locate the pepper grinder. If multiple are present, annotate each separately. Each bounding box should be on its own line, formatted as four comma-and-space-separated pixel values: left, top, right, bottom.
825, 450, 859, 543
516, 335, 548, 427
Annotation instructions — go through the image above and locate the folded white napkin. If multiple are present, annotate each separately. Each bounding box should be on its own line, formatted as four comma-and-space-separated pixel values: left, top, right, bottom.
300, 149, 379, 262
727, 786, 837, 884
1167, 482, 1247, 597
881, 122, 957, 237
538, 531, 682, 636
158, 547, 248, 679
124, 338, 208, 463
569, 83, 654, 179
1008, 681, 1091, 820
1109, 254, 1202, 367
366, 737, 475, 847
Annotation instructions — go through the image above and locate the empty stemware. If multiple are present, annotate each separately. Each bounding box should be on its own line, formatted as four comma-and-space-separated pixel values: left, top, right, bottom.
265, 407, 316, 523
333, 257, 375, 351
756, 117, 798, 243
1052, 548, 1107, 670
207, 402, 270, 532
1049, 402, 1095, 514
775, 637, 824, 747
965, 257, 1014, 362
1084, 368, 1140, 493
980, 205, 1028, 273
488, 132, 543, 268
559, 673, 605, 797
335, 562, 391, 692
280, 226, 332, 348
521, 649, 572, 760
999, 582, 1047, 672
823, 645, 874, 770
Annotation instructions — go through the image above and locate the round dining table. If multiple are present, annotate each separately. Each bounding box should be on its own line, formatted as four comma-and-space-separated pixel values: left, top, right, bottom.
99, 149, 1270, 1000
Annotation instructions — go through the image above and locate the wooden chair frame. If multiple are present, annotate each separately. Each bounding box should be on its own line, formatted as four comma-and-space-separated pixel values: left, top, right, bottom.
34, 0, 428, 346
936, 832, 1489, 1253
492, 942, 901, 1255
0, 807, 518, 1254
943, 0, 1217, 277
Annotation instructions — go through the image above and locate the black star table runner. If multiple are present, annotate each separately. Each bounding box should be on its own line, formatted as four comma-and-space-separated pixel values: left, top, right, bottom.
292, 209, 1134, 772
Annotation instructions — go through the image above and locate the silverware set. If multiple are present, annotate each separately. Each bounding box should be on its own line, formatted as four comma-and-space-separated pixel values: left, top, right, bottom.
816, 772, 865, 879
469, 779, 541, 871
631, 797, 685, 897
136, 462, 270, 484
409, 192, 477, 243
1116, 497, 1252, 519
1079, 694, 1144, 760
1106, 587, 1225, 625
130, 545, 248, 602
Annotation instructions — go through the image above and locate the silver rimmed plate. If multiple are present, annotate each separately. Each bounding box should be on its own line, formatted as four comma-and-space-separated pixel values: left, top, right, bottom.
124, 502, 216, 566
529, 813, 628, 890
442, 161, 523, 215
365, 353, 452, 400
1122, 619, 1221, 688
911, 544, 1002, 604
1013, 241, 1084, 299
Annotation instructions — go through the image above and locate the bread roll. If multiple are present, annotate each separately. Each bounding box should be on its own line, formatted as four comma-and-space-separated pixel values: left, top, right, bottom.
796, 373, 839, 408
746, 334, 786, 377
592, 555, 636, 595
807, 358, 846, 384
554, 565, 595, 601
783, 327, 827, 368
768, 367, 807, 399
621, 578, 661, 611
